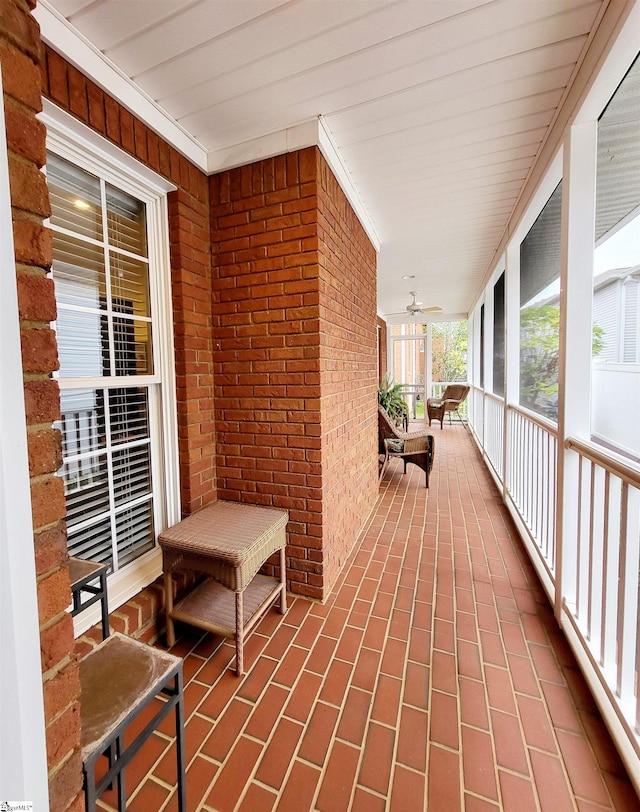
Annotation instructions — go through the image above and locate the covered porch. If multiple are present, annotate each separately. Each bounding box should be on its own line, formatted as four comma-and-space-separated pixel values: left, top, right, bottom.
87, 425, 636, 811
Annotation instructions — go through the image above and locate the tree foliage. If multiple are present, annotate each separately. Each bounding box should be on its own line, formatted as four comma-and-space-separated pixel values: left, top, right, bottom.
519, 304, 605, 420
432, 321, 468, 383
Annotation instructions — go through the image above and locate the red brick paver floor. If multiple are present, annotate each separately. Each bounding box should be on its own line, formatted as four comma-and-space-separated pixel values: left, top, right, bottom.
98, 425, 639, 811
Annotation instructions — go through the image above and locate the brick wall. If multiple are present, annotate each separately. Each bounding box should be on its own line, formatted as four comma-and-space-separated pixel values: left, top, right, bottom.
41, 45, 216, 517
210, 148, 378, 600
0, 4, 215, 803
2, 2, 82, 809
210, 149, 324, 597
317, 156, 379, 590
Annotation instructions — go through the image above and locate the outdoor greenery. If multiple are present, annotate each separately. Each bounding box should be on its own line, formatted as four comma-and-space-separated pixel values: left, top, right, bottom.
378, 373, 408, 427
520, 304, 605, 419
432, 321, 468, 382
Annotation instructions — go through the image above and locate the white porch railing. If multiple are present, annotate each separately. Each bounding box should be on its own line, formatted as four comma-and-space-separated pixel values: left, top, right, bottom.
468, 385, 640, 789
563, 438, 640, 749
484, 393, 504, 481
506, 405, 558, 576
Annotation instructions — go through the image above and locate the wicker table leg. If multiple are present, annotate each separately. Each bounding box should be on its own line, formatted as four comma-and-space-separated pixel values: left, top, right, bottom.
235, 590, 244, 677
165, 572, 175, 647
279, 546, 287, 614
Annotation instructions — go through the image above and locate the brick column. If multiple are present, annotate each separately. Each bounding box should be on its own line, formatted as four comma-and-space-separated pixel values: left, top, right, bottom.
210, 148, 378, 600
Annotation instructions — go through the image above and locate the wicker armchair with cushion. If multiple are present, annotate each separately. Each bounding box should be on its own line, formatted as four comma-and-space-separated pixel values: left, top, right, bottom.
426, 384, 470, 429
378, 405, 435, 487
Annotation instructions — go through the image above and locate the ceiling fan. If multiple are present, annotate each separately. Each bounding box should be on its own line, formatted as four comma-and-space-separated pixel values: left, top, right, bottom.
385, 291, 443, 318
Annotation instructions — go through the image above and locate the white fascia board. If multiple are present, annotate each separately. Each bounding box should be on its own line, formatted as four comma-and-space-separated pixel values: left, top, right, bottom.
209, 117, 381, 254
207, 120, 319, 173
34, 0, 208, 172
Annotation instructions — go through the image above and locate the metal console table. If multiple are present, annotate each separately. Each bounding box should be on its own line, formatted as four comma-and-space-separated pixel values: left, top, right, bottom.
80, 632, 186, 812
159, 500, 288, 676
69, 556, 109, 640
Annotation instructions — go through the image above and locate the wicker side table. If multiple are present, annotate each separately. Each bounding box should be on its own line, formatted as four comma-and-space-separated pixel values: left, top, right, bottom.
159, 501, 288, 676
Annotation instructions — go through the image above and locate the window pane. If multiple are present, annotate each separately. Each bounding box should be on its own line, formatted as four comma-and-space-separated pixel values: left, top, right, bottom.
67, 516, 113, 570
109, 388, 149, 444
61, 453, 109, 528
116, 500, 154, 567
592, 54, 640, 459
520, 182, 562, 420
53, 232, 106, 309
113, 318, 152, 376
107, 185, 147, 256
57, 389, 106, 455
113, 445, 152, 506
56, 308, 108, 378
48, 153, 103, 240
110, 253, 150, 317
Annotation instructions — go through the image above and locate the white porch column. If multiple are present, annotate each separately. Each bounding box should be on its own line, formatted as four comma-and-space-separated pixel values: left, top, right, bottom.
556, 120, 598, 618
0, 68, 50, 809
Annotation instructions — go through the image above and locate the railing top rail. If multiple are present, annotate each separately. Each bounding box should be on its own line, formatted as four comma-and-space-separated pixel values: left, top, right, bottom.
566, 437, 640, 488
507, 403, 558, 437
484, 391, 505, 405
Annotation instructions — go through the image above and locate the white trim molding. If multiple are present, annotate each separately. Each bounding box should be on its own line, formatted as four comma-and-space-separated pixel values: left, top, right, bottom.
0, 67, 50, 810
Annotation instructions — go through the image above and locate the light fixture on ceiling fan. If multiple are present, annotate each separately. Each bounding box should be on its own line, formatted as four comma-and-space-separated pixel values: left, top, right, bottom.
385, 291, 443, 317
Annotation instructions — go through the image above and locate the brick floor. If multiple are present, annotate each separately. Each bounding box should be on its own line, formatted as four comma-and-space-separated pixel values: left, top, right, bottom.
98, 425, 639, 811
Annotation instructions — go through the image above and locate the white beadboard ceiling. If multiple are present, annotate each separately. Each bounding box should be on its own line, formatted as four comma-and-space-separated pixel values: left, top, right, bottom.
38, 0, 608, 320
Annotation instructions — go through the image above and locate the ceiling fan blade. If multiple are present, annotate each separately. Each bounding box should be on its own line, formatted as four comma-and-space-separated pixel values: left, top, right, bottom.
421, 306, 443, 313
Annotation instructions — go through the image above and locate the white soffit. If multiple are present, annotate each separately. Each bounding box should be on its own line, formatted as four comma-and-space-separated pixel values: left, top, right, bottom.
36, 0, 613, 318
33, 0, 380, 253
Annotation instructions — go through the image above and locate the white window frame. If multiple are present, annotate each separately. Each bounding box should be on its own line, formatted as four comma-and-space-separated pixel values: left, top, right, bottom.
41, 101, 180, 633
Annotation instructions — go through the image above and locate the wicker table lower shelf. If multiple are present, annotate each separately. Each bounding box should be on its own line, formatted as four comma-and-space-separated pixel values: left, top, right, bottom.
159, 500, 289, 676
170, 574, 283, 641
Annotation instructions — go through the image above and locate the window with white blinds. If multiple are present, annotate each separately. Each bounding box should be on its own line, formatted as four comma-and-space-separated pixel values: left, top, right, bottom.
48, 146, 175, 579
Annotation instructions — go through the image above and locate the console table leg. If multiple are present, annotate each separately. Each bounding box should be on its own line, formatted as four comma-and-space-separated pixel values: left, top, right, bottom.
235, 591, 244, 677
175, 670, 187, 812
99, 570, 109, 639
116, 734, 126, 810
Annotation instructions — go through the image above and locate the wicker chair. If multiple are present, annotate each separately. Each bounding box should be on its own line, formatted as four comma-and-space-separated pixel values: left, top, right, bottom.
378, 405, 435, 487
426, 384, 470, 429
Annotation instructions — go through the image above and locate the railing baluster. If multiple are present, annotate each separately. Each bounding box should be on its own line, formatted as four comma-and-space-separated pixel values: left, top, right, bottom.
600, 471, 610, 667
588, 461, 595, 642
616, 482, 628, 697
576, 454, 583, 619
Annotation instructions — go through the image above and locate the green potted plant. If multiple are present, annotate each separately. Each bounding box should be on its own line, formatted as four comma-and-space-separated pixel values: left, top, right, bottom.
378, 373, 408, 428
